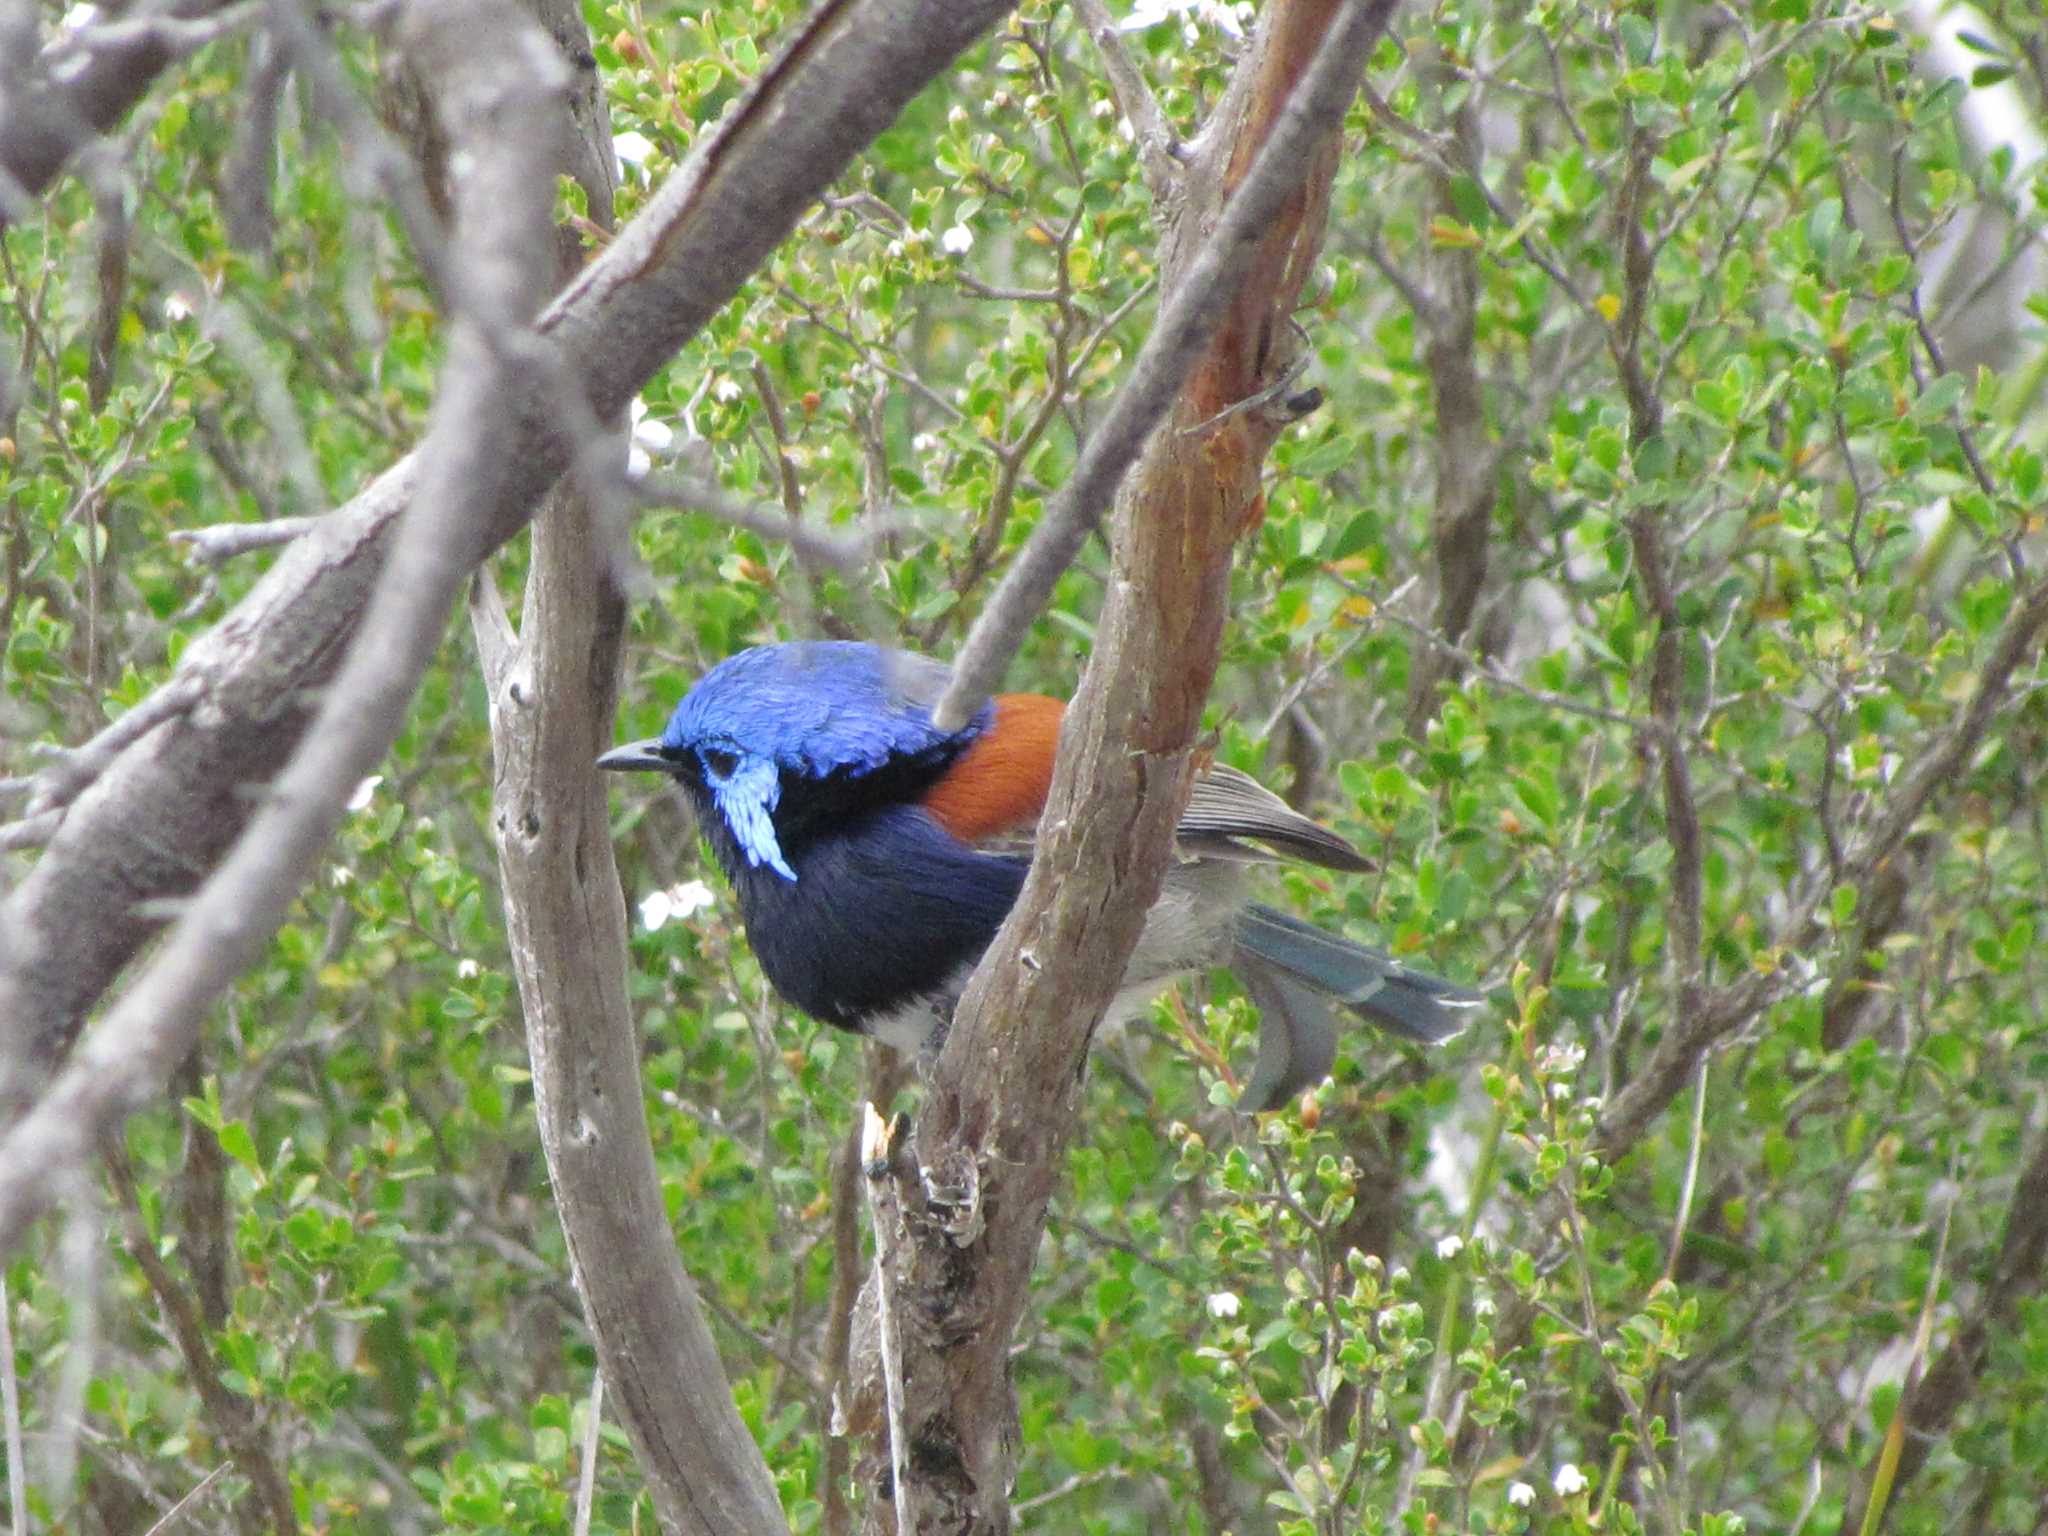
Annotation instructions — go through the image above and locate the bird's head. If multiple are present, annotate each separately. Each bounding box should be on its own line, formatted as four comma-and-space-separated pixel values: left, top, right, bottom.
597, 642, 989, 883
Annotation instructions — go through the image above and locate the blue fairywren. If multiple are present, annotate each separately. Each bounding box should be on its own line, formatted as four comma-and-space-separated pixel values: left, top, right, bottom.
600, 641, 1480, 1110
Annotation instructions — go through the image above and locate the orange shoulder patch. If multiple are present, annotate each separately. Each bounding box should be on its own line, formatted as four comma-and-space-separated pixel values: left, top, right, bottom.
921, 693, 1065, 843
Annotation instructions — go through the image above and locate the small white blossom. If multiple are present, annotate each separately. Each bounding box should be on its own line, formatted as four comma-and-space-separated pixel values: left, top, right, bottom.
1182, 20, 1199, 45
1554, 1463, 1588, 1497
640, 889, 675, 931
163, 292, 194, 322
1507, 1480, 1535, 1508
329, 865, 353, 888
641, 880, 716, 932
457, 958, 481, 980
633, 415, 674, 454
1206, 1290, 1241, 1319
947, 105, 969, 127
612, 131, 654, 166
669, 879, 716, 918
940, 223, 975, 255
627, 443, 651, 478
1538, 1041, 1586, 1075
713, 377, 743, 403
1092, 98, 1115, 119
912, 432, 938, 454
346, 775, 383, 813
1436, 1234, 1464, 1261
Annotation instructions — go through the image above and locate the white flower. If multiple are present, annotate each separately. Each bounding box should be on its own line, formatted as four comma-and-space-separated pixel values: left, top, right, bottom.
1206, 1290, 1241, 1319
329, 865, 353, 888
940, 223, 975, 255
713, 377, 743, 404
669, 879, 716, 918
633, 414, 674, 454
346, 775, 383, 813
641, 880, 716, 932
1538, 1041, 1586, 1075
1507, 1481, 1535, 1508
1554, 1463, 1587, 1497
1117, 0, 1173, 28
457, 958, 481, 980
613, 131, 654, 166
1436, 1234, 1464, 1261
1119, 0, 1242, 37
627, 443, 651, 478
947, 105, 968, 127
163, 292, 194, 322
912, 432, 938, 454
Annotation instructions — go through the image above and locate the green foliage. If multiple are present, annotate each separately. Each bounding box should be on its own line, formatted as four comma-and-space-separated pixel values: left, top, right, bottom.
5, 0, 2048, 1532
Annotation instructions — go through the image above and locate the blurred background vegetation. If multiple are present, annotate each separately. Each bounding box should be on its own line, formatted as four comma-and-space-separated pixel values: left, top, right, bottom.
4, 0, 2047, 1532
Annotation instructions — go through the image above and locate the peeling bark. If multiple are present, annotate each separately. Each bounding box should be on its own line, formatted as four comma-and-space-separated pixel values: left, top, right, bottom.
853, 4, 1401, 1529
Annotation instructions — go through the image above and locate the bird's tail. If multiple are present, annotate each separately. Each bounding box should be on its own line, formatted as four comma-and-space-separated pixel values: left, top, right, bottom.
1231, 903, 1483, 1112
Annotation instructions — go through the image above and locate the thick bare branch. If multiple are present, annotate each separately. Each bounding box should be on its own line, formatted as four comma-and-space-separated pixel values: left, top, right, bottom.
866, 3, 1400, 1528
0, 0, 1024, 1127
0, 0, 238, 227
0, 0, 572, 1254
463, 0, 787, 1519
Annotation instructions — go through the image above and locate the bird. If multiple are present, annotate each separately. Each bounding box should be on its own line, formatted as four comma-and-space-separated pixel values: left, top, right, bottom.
598, 641, 1481, 1110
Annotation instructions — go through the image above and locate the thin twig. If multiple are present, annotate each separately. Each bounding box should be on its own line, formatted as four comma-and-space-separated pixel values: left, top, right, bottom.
572, 1371, 604, 1536
862, 1104, 914, 1532
0, 1274, 21, 1536
631, 470, 898, 574
169, 516, 320, 565
1661, 1056, 1712, 1283
1072, 0, 1178, 201
138, 1464, 233, 1536
933, 0, 1400, 730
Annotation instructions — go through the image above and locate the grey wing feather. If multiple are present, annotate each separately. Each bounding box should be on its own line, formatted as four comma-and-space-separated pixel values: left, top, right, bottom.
1178, 763, 1371, 872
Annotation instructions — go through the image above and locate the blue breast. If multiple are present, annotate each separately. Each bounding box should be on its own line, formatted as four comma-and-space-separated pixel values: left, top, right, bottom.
705, 798, 1028, 1029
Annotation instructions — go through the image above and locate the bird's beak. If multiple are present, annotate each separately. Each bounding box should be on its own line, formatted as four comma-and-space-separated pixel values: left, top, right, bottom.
596, 738, 675, 774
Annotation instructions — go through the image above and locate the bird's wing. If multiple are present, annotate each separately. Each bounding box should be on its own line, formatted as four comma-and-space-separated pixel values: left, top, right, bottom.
1177, 763, 1372, 872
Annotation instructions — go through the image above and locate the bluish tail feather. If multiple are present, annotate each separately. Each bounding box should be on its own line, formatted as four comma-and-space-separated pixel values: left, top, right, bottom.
1231, 903, 1482, 1111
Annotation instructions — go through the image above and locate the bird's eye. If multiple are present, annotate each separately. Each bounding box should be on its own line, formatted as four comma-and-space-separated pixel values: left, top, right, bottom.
699, 746, 739, 779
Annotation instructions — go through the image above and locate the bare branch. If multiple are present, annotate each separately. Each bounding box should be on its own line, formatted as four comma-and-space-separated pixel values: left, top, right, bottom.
571, 1372, 604, 1536
169, 516, 320, 565
0, 1275, 21, 1536
0, 0, 239, 229
137, 1464, 232, 1536
0, 0, 1028, 1119
0, 0, 572, 1254
870, 3, 1403, 1525
1072, 0, 1179, 201
21, 677, 203, 819
632, 470, 896, 574
933, 0, 1399, 731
